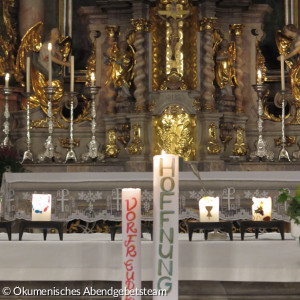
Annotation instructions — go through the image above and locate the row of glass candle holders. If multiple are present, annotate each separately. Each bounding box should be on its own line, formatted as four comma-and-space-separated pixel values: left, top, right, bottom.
31, 194, 272, 222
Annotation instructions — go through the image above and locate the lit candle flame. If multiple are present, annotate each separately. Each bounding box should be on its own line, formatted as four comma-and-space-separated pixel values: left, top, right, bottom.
5, 73, 9, 81
91, 72, 95, 81
48, 43, 52, 51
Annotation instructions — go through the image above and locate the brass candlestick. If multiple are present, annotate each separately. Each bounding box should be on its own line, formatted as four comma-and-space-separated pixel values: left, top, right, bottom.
38, 86, 61, 162
250, 84, 274, 161
82, 86, 104, 162
1, 87, 13, 147
65, 91, 78, 163
278, 90, 291, 161
21, 91, 34, 163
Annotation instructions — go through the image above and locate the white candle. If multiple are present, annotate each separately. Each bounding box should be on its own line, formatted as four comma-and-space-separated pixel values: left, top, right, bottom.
70, 56, 74, 92
32, 194, 52, 221
199, 197, 220, 222
5, 73, 9, 89
91, 72, 95, 87
257, 69, 262, 85
252, 196, 272, 221
48, 43, 52, 87
122, 188, 141, 300
26, 57, 30, 93
280, 55, 285, 91
153, 151, 179, 300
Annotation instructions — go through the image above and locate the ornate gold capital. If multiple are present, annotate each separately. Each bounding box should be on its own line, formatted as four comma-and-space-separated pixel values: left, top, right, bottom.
131, 18, 151, 32
230, 24, 244, 37
135, 104, 147, 112
200, 17, 217, 31
105, 26, 120, 39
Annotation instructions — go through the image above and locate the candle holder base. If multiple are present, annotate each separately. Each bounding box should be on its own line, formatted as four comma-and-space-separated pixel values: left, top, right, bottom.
21, 150, 33, 163
0, 137, 12, 148
81, 139, 105, 162
65, 149, 77, 163
38, 137, 61, 163
278, 145, 291, 161
249, 140, 274, 161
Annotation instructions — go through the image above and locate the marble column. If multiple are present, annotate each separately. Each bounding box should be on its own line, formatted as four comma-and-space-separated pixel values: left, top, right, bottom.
131, 18, 150, 112
200, 17, 217, 111
230, 24, 245, 114
19, 0, 44, 37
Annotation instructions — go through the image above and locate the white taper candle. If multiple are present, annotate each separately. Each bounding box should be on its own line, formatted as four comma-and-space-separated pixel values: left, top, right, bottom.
70, 56, 74, 92
26, 57, 30, 93
48, 43, 52, 87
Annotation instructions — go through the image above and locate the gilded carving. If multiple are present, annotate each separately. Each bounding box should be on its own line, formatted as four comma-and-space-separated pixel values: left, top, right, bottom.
220, 123, 233, 151
127, 123, 144, 155
151, 0, 197, 90
232, 125, 247, 156
275, 24, 300, 124
153, 105, 197, 161
117, 124, 130, 147
105, 128, 120, 158
0, 0, 17, 77
160, 68, 187, 90
230, 24, 245, 113
207, 123, 221, 154
256, 39, 267, 84
274, 136, 295, 147
59, 138, 80, 149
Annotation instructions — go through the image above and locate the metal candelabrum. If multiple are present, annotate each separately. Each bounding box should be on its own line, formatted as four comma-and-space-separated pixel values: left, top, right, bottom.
250, 84, 274, 161
1, 87, 13, 147
278, 90, 291, 161
81, 86, 104, 162
38, 86, 61, 162
65, 91, 78, 163
21, 91, 34, 163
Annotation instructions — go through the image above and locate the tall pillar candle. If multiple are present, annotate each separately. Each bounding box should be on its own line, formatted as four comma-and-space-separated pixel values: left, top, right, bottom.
122, 188, 141, 300
48, 43, 52, 87
280, 55, 285, 90
70, 56, 74, 92
153, 152, 179, 299
26, 57, 30, 92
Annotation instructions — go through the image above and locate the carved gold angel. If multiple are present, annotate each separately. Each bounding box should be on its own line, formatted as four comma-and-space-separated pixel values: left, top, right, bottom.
276, 24, 300, 107
105, 32, 135, 99
215, 38, 236, 96
15, 22, 71, 127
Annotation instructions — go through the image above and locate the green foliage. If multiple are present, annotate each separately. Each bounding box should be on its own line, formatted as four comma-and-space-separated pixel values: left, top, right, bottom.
277, 186, 300, 225
0, 146, 25, 184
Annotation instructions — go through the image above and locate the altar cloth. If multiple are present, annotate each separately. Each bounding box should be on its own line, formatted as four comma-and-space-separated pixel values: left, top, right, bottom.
0, 232, 299, 282
1, 171, 295, 222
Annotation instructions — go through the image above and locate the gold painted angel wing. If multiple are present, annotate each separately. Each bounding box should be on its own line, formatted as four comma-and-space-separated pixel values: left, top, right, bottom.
15, 21, 43, 83
275, 30, 293, 56
58, 36, 72, 62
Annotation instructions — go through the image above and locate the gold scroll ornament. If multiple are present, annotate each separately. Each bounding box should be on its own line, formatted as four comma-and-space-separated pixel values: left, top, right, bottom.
153, 105, 197, 161
207, 123, 221, 154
